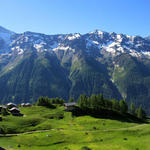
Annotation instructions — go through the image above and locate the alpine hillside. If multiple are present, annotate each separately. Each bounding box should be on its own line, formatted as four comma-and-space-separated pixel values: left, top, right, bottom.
0, 26, 150, 112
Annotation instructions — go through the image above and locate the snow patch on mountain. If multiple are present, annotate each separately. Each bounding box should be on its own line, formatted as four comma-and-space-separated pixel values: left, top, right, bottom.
142, 51, 150, 57
116, 34, 123, 42
102, 40, 114, 47
1, 26, 150, 59
53, 45, 75, 52
67, 33, 80, 40
11, 46, 24, 55
86, 37, 101, 49
34, 43, 45, 51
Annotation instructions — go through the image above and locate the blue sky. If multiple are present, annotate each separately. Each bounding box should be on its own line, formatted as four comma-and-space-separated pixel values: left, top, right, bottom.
0, 0, 150, 37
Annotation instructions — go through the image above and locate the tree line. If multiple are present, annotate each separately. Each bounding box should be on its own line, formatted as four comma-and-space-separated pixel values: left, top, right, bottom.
36, 94, 146, 120
77, 94, 146, 120
36, 96, 65, 108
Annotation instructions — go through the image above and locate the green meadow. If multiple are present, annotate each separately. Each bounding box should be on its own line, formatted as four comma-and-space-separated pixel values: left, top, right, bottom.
0, 106, 150, 150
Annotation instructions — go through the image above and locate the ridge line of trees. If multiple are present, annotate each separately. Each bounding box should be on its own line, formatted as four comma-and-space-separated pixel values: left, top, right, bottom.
36, 96, 65, 108
36, 94, 146, 120
77, 94, 146, 120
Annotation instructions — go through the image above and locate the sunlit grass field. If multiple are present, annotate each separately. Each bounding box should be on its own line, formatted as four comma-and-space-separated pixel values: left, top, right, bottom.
0, 106, 149, 150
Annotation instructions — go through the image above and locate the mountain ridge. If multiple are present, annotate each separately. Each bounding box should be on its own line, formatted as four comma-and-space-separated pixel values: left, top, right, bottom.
0, 26, 150, 113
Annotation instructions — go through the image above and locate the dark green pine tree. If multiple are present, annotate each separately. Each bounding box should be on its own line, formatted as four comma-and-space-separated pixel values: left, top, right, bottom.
104, 100, 112, 110
1, 108, 8, 116
91, 94, 99, 109
136, 106, 146, 119
37, 96, 54, 108
130, 102, 136, 116
77, 94, 88, 109
69, 97, 74, 102
37, 96, 45, 106
111, 99, 120, 111
96, 94, 104, 108
119, 100, 128, 114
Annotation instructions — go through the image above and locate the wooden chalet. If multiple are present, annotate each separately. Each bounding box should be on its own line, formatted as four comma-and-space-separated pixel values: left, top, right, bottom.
7, 102, 17, 109
21, 103, 32, 107
9, 107, 23, 116
64, 102, 77, 111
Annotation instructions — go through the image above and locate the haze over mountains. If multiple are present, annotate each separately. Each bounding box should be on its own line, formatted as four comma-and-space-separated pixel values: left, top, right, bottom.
0, 26, 150, 112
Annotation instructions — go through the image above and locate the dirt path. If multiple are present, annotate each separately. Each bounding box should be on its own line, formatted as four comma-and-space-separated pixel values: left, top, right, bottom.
0, 123, 148, 137
0, 129, 52, 137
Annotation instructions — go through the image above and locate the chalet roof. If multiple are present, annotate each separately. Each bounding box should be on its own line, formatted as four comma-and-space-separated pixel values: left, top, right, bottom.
9, 107, 20, 112
21, 103, 31, 106
7, 102, 17, 106
0, 105, 6, 109
25, 103, 31, 105
64, 102, 76, 107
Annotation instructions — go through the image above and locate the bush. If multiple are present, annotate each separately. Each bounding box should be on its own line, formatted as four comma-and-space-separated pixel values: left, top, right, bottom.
119, 100, 128, 114
50, 97, 65, 105
1, 108, 9, 116
136, 106, 146, 119
37, 96, 55, 108
81, 146, 92, 150
0, 127, 5, 134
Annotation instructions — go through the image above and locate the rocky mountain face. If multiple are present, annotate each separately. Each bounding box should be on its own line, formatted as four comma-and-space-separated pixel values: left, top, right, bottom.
0, 26, 150, 112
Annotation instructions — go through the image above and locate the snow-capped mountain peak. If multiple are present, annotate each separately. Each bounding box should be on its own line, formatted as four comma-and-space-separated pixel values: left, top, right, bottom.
67, 33, 81, 40
0, 26, 150, 59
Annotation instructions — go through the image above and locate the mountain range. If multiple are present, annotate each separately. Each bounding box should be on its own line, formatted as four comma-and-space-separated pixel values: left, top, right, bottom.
0, 26, 150, 112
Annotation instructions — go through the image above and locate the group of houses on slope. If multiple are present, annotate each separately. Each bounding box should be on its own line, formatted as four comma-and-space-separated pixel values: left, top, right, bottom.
20, 103, 32, 107
0, 101, 77, 116
0, 102, 32, 116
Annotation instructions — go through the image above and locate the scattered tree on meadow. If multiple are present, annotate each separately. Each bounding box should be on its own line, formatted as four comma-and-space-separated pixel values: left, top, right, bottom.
78, 94, 88, 109
96, 94, 105, 108
119, 100, 128, 114
136, 106, 146, 119
37, 96, 55, 108
69, 97, 74, 102
104, 99, 112, 109
130, 102, 136, 116
87, 97, 91, 108
50, 97, 65, 104
91, 94, 99, 109
111, 99, 120, 111
59, 98, 65, 105
90, 94, 105, 110
1, 108, 8, 116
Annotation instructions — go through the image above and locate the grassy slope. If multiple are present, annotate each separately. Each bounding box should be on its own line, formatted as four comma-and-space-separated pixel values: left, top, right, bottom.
0, 106, 149, 150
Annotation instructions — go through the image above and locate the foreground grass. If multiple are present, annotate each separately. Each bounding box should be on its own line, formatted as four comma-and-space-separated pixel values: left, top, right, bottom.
0, 106, 149, 150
